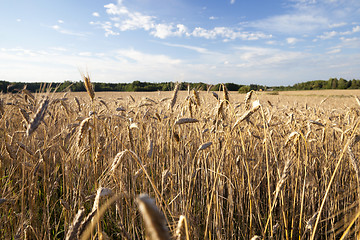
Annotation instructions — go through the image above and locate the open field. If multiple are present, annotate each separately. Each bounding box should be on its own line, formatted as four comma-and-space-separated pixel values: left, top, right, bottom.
1, 87, 360, 239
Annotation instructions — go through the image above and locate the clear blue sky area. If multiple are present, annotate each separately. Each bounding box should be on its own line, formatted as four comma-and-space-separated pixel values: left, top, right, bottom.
0, 0, 359, 86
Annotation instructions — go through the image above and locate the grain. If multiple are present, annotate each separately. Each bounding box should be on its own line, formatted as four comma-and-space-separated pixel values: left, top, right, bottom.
26, 96, 49, 136
65, 208, 85, 240
169, 83, 179, 110
2, 88, 360, 239
81, 72, 95, 101
137, 194, 170, 240
174, 118, 199, 125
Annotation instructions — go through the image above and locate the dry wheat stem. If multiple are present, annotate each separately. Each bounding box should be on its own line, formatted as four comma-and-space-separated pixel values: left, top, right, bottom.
310, 119, 360, 240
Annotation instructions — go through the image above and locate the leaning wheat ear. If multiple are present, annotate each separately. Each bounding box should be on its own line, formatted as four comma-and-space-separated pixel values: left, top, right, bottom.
26, 96, 49, 137
137, 194, 170, 240
65, 208, 85, 240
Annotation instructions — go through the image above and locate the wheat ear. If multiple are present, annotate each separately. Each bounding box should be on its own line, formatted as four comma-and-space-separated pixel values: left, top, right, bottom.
26, 97, 49, 137
175, 215, 189, 240
65, 208, 85, 240
137, 194, 170, 240
169, 83, 179, 110
81, 72, 95, 101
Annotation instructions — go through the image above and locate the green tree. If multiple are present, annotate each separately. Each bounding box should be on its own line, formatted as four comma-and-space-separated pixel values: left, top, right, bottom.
337, 78, 347, 89
238, 85, 250, 93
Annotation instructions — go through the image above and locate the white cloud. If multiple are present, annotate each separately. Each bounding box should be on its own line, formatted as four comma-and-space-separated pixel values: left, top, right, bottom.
50, 47, 68, 52
317, 30, 337, 40
232, 46, 306, 66
209, 16, 218, 20
1, 46, 359, 85
99, 0, 270, 41
327, 48, 341, 54
317, 25, 360, 40
0, 48, 40, 57
58, 20, 64, 24
339, 37, 360, 48
115, 48, 181, 65
104, 2, 155, 31
90, 21, 119, 37
79, 52, 92, 57
250, 14, 329, 35
341, 37, 359, 43
353, 25, 360, 32
249, 0, 360, 37
16, 19, 21, 22
329, 22, 347, 28
191, 27, 271, 41
161, 42, 212, 54
51, 25, 87, 37
151, 24, 173, 39
92, 12, 100, 17
265, 40, 277, 45
151, 24, 188, 39
286, 37, 299, 44
230, 0, 236, 4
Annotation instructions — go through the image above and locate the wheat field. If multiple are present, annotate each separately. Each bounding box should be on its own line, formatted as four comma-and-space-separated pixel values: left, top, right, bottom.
1, 82, 360, 239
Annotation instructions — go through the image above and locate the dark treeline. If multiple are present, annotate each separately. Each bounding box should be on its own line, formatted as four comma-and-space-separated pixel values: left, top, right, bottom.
0, 80, 249, 93
0, 77, 359, 93
273, 78, 360, 91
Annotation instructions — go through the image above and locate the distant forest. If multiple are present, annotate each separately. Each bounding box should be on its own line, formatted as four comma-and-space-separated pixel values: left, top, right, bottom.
0, 77, 359, 93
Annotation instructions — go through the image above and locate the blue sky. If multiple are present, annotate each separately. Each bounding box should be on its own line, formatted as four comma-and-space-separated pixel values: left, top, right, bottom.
0, 0, 359, 86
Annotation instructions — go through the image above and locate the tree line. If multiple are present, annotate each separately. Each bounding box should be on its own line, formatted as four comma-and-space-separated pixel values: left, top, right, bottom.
0, 77, 358, 93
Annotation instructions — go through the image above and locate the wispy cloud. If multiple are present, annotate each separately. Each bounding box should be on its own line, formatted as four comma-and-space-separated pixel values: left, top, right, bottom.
92, 12, 100, 17
317, 25, 360, 40
90, 21, 119, 37
286, 37, 300, 44
161, 42, 212, 54
249, 0, 360, 37
1, 45, 359, 85
192, 27, 271, 41
329, 22, 347, 28
249, 14, 329, 35
98, 0, 270, 41
51, 25, 87, 37
327, 48, 341, 54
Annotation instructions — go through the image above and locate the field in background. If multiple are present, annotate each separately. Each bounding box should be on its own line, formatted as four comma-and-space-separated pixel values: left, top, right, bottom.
1, 88, 360, 239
